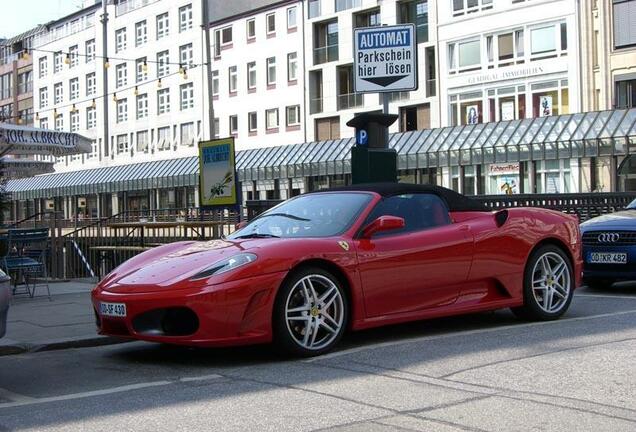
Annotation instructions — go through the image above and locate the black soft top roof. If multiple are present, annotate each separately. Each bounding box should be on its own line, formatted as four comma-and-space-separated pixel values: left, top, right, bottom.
314, 183, 490, 212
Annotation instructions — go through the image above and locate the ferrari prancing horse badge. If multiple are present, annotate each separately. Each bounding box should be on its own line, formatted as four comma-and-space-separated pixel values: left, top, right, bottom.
338, 241, 350, 251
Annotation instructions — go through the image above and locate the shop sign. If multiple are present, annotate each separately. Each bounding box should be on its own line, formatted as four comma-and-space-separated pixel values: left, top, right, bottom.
199, 138, 238, 208
489, 162, 520, 175
447, 58, 568, 88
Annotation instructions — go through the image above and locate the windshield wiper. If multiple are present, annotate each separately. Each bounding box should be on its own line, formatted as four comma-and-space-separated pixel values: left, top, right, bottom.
234, 233, 281, 239
258, 213, 311, 222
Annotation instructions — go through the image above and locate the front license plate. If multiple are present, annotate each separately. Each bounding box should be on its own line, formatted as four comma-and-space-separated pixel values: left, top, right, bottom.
100, 302, 127, 317
587, 252, 627, 264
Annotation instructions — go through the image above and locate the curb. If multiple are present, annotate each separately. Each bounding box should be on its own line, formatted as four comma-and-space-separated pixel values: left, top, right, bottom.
0, 335, 129, 357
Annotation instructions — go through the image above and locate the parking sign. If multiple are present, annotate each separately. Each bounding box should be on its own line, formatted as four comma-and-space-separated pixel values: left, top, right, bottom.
354, 24, 417, 93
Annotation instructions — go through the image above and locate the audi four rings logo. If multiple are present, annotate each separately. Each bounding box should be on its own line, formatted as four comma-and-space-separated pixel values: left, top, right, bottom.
597, 233, 620, 243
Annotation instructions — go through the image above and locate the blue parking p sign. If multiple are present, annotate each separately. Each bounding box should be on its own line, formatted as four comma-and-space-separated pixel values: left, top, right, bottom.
356, 129, 368, 146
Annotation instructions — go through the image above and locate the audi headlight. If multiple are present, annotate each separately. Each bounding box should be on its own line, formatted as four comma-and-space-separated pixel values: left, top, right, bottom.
190, 253, 257, 280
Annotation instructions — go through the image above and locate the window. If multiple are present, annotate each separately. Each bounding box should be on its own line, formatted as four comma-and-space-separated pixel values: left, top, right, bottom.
135, 20, 147, 46
70, 110, 79, 132
55, 114, 64, 131
116, 63, 127, 88
18, 71, 32, 94
157, 126, 171, 150
314, 20, 338, 64
229, 115, 238, 134
136, 57, 147, 83
529, 23, 567, 58
266, 13, 276, 35
157, 88, 170, 114
614, 0, 636, 49
247, 19, 256, 39
309, 70, 323, 114
179, 4, 193, 32
287, 7, 297, 29
0, 74, 10, 100
336, 0, 361, 12
0, 104, 12, 122
212, 70, 219, 95
229, 66, 238, 93
287, 53, 297, 81
448, 39, 481, 73
364, 193, 450, 236
337, 65, 363, 110
180, 83, 194, 110
247, 62, 257, 89
214, 26, 233, 56
309, 0, 321, 18
452, 0, 493, 16
40, 117, 48, 129
54, 82, 63, 104
487, 30, 524, 67
39, 57, 48, 78
116, 134, 129, 154
267, 57, 276, 85
86, 107, 96, 129
531, 79, 569, 117
85, 39, 95, 62
355, 7, 381, 28
266, 108, 279, 129
616, 78, 636, 108
156, 13, 169, 39
116, 98, 128, 122
69, 78, 79, 100
136, 130, 149, 152
157, 50, 169, 77
398, 1, 427, 43
214, 118, 220, 138
449, 91, 483, 125
115, 28, 127, 52
69, 45, 78, 67
86, 73, 96, 96
54, 52, 63, 73
179, 43, 193, 67
180, 122, 195, 146
39, 87, 48, 108
248, 111, 257, 132
286, 105, 300, 126
136, 93, 148, 119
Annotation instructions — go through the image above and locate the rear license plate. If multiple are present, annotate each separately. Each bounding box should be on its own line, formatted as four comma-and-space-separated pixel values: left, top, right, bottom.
587, 252, 627, 264
100, 302, 127, 317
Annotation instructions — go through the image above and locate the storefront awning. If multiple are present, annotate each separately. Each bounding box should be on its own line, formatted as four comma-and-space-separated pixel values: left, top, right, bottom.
7, 109, 636, 200
1, 157, 55, 179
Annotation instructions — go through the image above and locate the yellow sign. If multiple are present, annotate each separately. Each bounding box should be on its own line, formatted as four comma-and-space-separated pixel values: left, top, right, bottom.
198, 138, 237, 207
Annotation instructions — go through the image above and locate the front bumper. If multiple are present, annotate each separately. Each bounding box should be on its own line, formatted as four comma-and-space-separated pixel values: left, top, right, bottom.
91, 271, 286, 347
582, 244, 636, 281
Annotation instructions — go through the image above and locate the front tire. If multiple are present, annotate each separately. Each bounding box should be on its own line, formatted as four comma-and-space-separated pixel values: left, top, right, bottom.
273, 267, 348, 357
512, 245, 574, 321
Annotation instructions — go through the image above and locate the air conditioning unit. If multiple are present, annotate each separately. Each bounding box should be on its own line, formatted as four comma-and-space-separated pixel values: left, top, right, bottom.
78, 197, 86, 208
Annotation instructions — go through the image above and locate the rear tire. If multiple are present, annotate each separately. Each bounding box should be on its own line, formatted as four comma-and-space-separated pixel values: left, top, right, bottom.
273, 267, 348, 357
512, 245, 574, 321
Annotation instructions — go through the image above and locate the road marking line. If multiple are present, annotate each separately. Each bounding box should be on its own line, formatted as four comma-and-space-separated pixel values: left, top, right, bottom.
305, 309, 636, 362
577, 294, 636, 300
0, 374, 223, 410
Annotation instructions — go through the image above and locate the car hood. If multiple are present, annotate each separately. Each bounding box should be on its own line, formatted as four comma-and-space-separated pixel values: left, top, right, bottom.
102, 239, 264, 293
580, 210, 636, 231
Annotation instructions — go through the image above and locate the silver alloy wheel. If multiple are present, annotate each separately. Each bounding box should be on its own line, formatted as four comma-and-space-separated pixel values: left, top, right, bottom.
531, 251, 571, 314
285, 274, 344, 351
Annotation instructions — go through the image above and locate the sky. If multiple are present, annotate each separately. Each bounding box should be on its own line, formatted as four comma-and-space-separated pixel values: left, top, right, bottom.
2, 0, 87, 39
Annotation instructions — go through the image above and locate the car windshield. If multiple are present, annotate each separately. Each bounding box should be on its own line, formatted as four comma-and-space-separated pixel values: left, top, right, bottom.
229, 192, 373, 239
627, 199, 636, 210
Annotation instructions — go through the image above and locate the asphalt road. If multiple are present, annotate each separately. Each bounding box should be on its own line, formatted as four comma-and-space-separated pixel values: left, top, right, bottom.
0, 285, 634, 432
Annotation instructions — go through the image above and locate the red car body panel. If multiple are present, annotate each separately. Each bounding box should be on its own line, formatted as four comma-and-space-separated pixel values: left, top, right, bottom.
91, 190, 582, 347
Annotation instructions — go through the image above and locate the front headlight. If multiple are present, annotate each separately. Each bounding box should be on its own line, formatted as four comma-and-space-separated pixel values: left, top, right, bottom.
189, 253, 257, 280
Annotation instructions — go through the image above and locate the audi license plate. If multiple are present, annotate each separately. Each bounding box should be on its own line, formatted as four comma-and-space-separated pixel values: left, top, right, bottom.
587, 252, 627, 264
100, 302, 127, 317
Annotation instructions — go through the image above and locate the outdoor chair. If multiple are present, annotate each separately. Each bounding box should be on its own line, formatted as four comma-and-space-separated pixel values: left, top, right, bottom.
0, 228, 51, 299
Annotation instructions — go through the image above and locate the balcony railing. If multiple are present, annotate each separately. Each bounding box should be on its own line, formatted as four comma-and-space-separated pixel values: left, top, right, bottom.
382, 91, 410, 103
427, 79, 436, 97
310, 97, 323, 114
337, 93, 364, 110
313, 45, 339, 65
116, 0, 161, 16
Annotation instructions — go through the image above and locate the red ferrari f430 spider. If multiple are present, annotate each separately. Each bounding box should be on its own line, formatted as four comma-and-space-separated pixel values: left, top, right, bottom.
92, 184, 582, 356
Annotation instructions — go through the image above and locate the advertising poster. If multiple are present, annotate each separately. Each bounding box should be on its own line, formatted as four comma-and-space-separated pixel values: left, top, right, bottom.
198, 138, 237, 207
466, 105, 479, 125
501, 101, 515, 121
540, 95, 553, 117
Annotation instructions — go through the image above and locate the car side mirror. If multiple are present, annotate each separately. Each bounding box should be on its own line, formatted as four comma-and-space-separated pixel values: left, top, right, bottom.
361, 216, 405, 239
235, 221, 248, 231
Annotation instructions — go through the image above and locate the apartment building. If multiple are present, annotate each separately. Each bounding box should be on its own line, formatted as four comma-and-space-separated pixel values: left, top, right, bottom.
437, 0, 582, 194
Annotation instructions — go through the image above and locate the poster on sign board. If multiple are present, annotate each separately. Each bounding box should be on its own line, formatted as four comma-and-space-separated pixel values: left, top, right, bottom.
501, 101, 515, 121
466, 105, 479, 125
498, 176, 518, 195
540, 96, 553, 117
198, 138, 238, 208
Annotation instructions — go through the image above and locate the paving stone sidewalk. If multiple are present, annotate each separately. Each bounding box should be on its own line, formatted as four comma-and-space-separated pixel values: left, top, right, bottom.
0, 280, 124, 355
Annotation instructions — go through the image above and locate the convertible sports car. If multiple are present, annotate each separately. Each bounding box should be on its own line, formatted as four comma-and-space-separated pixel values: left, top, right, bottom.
92, 184, 582, 356
580, 198, 636, 289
